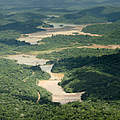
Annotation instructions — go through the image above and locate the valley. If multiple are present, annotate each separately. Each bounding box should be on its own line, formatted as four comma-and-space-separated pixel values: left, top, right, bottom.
3, 19, 120, 105
18, 22, 101, 44
5, 53, 84, 104
0, 1, 120, 119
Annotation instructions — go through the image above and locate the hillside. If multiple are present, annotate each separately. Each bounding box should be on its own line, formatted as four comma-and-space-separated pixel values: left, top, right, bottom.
0, 1, 120, 119
52, 6, 120, 24
0, 56, 120, 119
82, 21, 120, 34
52, 52, 120, 100
0, 0, 120, 10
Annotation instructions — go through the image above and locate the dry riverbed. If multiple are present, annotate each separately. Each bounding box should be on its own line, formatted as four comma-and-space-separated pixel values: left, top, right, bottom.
18, 23, 101, 44
4, 22, 118, 104
5, 54, 85, 104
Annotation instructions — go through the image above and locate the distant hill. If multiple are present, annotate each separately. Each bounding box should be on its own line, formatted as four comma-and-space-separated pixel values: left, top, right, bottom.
52, 50, 120, 100
82, 21, 120, 34
52, 6, 120, 24
0, 0, 120, 10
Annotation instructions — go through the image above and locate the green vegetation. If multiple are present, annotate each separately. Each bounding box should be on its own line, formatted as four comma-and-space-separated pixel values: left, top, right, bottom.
15, 35, 93, 52
37, 48, 118, 61
0, 0, 120, 10
0, 57, 120, 119
82, 21, 120, 34
1, 100, 120, 120
0, 58, 51, 102
0, 1, 120, 119
37, 46, 120, 101
0, 13, 46, 34
52, 51, 120, 101
51, 6, 120, 24
1, 30, 119, 55
0, 30, 29, 55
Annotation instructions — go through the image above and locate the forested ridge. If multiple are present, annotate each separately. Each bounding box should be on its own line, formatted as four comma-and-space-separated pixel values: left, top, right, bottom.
0, 0, 120, 9
82, 21, 120, 34
52, 51, 120, 100
51, 6, 120, 24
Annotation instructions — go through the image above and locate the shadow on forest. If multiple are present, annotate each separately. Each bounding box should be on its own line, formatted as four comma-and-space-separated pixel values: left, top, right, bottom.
0, 39, 30, 46
0, 21, 45, 34
53, 52, 120, 76
12, 94, 52, 104
53, 52, 120, 100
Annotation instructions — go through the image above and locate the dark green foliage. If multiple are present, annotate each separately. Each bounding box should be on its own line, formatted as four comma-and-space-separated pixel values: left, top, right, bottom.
15, 35, 93, 53
0, 11, 48, 34
37, 48, 118, 61
0, 0, 120, 10
0, 30, 30, 55
1, 59, 120, 119
0, 3, 120, 119
82, 21, 120, 34
0, 21, 43, 34
16, 29, 120, 53
0, 58, 51, 102
52, 6, 120, 24
0, 100, 120, 120
52, 52, 120, 100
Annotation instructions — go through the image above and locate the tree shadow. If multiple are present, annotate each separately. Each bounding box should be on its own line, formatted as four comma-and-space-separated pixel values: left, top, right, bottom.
0, 21, 45, 34
53, 52, 120, 101
0, 39, 30, 46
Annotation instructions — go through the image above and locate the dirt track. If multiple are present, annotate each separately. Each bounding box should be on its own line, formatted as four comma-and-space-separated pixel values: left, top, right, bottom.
77, 44, 120, 49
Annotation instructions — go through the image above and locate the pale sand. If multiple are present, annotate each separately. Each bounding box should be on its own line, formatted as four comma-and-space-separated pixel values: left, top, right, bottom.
5, 54, 85, 104
77, 44, 120, 49
18, 25, 101, 44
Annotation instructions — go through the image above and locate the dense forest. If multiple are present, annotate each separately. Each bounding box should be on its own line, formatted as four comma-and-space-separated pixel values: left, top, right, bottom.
82, 21, 120, 34
0, 58, 120, 119
52, 50, 120, 100
0, 0, 120, 119
51, 6, 120, 24
0, 0, 120, 10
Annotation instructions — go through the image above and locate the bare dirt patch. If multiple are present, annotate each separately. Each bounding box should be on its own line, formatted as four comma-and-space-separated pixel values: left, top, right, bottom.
38, 64, 84, 104
77, 44, 120, 49
5, 54, 85, 104
4, 54, 48, 66
28, 44, 120, 56
38, 79, 84, 104
28, 47, 72, 55
18, 24, 101, 44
